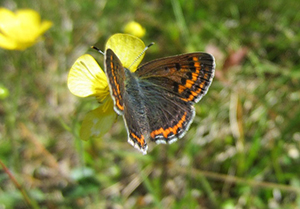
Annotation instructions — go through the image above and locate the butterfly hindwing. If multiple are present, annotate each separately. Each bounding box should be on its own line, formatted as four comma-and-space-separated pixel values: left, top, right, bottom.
137, 80, 195, 144
122, 88, 149, 154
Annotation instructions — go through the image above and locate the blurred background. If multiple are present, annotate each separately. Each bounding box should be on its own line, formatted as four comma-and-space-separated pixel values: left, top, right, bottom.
0, 0, 300, 208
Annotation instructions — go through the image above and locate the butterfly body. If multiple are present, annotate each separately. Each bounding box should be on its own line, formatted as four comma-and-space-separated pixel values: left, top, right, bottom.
105, 48, 215, 154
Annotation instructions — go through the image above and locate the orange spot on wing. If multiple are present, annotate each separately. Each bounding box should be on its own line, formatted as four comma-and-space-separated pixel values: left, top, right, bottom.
116, 101, 124, 111
178, 85, 185, 94
109, 55, 124, 111
178, 60, 202, 94
130, 132, 145, 147
192, 57, 201, 74
150, 112, 187, 139
185, 79, 194, 89
181, 81, 205, 102
192, 73, 197, 81
203, 68, 210, 80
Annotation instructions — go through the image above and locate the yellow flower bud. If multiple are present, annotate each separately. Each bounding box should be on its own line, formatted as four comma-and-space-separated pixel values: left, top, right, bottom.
123, 21, 146, 38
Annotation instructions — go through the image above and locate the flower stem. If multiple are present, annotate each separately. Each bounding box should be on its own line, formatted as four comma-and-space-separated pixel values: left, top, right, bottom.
0, 159, 39, 209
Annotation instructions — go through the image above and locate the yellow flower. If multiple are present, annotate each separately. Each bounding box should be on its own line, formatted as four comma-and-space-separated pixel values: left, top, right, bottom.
123, 21, 146, 38
68, 33, 146, 141
0, 8, 52, 50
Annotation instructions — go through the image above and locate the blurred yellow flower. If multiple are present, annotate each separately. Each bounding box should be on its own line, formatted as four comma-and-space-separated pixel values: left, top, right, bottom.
0, 8, 52, 50
0, 84, 9, 100
68, 33, 146, 141
123, 21, 146, 38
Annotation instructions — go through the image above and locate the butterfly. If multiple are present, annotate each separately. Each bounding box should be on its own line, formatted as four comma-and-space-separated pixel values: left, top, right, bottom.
104, 48, 215, 154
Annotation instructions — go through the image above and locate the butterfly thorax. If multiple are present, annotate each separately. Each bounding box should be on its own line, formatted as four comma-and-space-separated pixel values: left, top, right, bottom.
124, 68, 145, 113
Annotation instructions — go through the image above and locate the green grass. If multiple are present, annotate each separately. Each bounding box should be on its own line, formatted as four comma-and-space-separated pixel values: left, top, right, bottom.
1, 0, 300, 208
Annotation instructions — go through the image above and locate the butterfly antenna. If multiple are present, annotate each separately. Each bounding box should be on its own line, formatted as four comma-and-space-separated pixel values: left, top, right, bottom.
128, 42, 155, 69
91, 46, 105, 55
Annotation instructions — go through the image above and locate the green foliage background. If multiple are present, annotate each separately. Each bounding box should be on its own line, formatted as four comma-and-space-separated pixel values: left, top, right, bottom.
1, 0, 300, 208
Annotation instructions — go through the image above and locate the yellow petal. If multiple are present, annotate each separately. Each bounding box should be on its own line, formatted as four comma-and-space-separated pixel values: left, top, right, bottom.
0, 8, 17, 37
68, 54, 109, 98
17, 9, 52, 37
38, 20, 53, 35
0, 33, 17, 49
17, 9, 41, 27
105, 33, 145, 71
80, 98, 116, 141
15, 10, 41, 42
0, 8, 15, 28
0, 9, 19, 49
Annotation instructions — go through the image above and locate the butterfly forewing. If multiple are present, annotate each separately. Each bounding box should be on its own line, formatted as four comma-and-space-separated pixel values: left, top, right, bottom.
105, 49, 126, 115
136, 53, 215, 103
